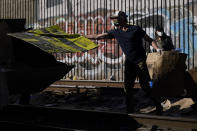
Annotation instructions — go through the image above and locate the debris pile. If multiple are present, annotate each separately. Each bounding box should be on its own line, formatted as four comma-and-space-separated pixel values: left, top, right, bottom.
8, 86, 196, 118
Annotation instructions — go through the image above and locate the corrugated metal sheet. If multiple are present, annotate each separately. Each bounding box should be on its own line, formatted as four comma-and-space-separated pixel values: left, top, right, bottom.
8, 25, 98, 53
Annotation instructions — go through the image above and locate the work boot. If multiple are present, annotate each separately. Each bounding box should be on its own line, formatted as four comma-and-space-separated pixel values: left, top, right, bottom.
139, 104, 163, 115
150, 96, 163, 115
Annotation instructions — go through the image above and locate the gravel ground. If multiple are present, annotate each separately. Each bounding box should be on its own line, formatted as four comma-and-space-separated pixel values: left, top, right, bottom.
10, 87, 194, 118
7, 87, 197, 131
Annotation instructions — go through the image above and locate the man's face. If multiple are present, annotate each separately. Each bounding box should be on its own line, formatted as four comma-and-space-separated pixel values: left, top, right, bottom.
156, 31, 163, 37
110, 11, 128, 27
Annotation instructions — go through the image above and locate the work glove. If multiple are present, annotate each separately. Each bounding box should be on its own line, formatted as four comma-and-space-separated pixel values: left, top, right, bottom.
156, 49, 162, 52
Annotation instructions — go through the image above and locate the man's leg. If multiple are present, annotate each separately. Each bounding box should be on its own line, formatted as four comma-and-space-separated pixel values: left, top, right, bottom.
124, 59, 137, 113
137, 61, 163, 114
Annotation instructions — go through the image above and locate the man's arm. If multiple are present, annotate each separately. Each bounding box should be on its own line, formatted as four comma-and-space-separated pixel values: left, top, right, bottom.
144, 34, 160, 50
151, 40, 160, 50
85, 33, 110, 40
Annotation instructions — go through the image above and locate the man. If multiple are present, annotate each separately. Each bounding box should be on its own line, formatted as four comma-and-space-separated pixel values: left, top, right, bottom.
154, 25, 174, 51
85, 11, 162, 114
150, 25, 175, 111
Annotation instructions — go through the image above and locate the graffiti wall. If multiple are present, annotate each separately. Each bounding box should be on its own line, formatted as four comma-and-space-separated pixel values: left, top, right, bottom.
30, 0, 197, 80
1, 0, 196, 80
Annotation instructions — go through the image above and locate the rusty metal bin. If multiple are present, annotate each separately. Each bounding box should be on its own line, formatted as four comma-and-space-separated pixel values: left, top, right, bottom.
0, 19, 74, 105
146, 51, 187, 97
